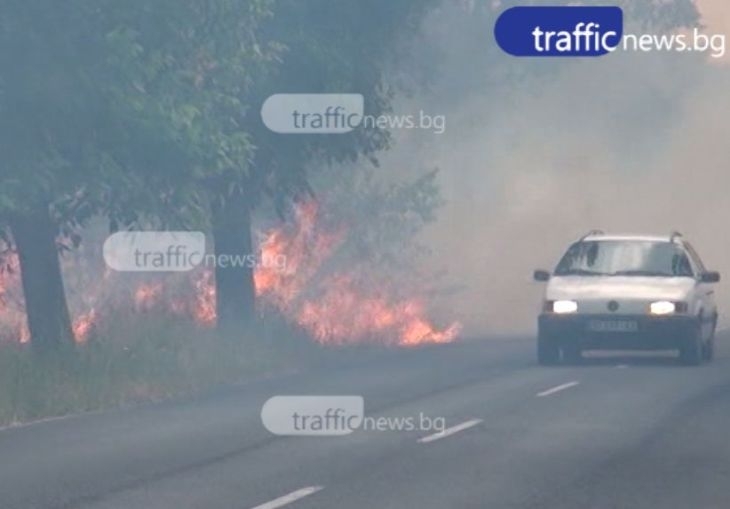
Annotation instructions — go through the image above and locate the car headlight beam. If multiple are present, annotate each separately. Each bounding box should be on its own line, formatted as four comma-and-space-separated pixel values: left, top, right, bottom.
553, 300, 578, 314
649, 301, 676, 315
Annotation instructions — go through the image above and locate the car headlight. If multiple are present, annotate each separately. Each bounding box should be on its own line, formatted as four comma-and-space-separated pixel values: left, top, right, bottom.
649, 301, 676, 315
552, 300, 578, 314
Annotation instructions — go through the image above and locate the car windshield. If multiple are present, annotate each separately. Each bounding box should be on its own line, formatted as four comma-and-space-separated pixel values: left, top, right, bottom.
554, 240, 694, 277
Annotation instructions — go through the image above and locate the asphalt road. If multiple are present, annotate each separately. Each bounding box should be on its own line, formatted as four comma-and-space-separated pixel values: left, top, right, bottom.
3, 334, 730, 509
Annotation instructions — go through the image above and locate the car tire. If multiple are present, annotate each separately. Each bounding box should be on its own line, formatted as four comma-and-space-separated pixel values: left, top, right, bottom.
680, 323, 703, 366
703, 339, 715, 362
703, 318, 717, 362
537, 334, 560, 366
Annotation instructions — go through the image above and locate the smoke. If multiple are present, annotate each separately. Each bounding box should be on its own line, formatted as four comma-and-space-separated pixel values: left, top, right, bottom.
697, 0, 730, 59
374, 1, 730, 336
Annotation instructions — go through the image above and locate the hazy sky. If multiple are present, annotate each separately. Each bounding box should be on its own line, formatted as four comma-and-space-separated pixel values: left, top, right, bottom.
698, 0, 730, 44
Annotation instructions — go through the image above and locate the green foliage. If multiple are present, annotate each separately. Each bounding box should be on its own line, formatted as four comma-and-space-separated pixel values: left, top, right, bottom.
0, 1, 274, 230
239, 0, 441, 212
0, 0, 440, 228
100, 0, 277, 229
0, 0, 118, 219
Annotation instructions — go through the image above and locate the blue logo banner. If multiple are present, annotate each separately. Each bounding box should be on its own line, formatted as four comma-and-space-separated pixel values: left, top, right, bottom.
494, 6, 624, 57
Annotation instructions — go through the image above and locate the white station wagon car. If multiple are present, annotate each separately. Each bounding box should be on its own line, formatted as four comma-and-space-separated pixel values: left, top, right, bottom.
534, 231, 720, 366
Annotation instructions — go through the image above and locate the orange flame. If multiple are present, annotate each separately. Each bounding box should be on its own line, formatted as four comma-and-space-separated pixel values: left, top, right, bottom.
254, 201, 343, 307
191, 270, 216, 326
253, 201, 460, 346
0, 253, 30, 343
134, 283, 164, 311
72, 308, 97, 343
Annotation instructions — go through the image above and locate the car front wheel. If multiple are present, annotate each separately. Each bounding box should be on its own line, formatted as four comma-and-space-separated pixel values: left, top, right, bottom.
703, 339, 715, 362
703, 318, 717, 362
680, 323, 703, 366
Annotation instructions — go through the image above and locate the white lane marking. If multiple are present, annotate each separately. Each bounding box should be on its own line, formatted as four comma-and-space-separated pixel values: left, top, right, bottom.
536, 381, 580, 397
615, 364, 629, 369
250, 486, 324, 509
417, 419, 483, 444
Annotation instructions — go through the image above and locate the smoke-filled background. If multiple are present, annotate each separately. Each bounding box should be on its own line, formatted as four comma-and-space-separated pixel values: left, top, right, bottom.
362, 0, 730, 336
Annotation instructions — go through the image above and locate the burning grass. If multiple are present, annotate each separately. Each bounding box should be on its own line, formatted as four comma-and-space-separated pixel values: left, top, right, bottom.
254, 200, 461, 346
1, 199, 459, 348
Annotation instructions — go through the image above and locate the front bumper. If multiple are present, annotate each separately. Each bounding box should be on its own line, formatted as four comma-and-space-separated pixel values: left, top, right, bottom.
538, 313, 699, 350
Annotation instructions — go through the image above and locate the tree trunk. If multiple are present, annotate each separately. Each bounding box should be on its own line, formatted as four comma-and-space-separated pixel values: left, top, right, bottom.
10, 204, 74, 350
211, 192, 256, 338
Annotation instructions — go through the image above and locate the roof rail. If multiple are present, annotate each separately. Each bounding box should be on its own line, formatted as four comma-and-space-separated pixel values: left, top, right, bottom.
579, 229, 604, 241
670, 230, 683, 242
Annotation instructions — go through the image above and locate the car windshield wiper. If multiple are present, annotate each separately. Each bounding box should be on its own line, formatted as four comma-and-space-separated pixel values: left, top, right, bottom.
556, 269, 607, 276
611, 270, 673, 277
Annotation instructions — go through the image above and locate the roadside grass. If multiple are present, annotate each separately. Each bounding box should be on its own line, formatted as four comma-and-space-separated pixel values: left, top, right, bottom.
0, 314, 321, 427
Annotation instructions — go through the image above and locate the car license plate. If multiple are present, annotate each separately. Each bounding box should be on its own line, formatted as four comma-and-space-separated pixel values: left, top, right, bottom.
588, 320, 638, 333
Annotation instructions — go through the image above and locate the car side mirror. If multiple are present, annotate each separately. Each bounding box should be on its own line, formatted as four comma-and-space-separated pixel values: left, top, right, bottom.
701, 271, 721, 283
533, 269, 551, 282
